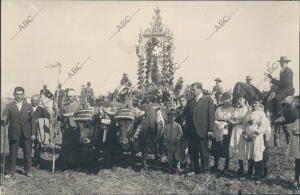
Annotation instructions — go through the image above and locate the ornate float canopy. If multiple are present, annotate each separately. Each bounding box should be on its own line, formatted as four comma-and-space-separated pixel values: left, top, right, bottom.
136, 7, 176, 92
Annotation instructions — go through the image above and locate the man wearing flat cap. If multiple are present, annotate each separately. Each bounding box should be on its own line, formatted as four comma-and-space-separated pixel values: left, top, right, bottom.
267, 56, 294, 121
212, 77, 223, 105
178, 82, 215, 174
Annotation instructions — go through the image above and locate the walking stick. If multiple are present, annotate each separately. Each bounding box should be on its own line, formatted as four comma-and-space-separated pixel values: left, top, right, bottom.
51, 64, 62, 174
52, 92, 59, 173
52, 129, 56, 174
1, 123, 7, 189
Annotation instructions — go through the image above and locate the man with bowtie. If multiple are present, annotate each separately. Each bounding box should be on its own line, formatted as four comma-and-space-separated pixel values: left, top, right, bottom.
178, 82, 215, 174
2, 87, 36, 178
267, 56, 294, 122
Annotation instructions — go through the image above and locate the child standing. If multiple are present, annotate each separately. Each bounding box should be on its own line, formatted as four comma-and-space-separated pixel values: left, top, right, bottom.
164, 110, 183, 173
237, 100, 270, 184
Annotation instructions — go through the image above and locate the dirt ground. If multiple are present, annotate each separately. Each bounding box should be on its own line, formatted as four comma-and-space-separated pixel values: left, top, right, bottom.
0, 125, 299, 195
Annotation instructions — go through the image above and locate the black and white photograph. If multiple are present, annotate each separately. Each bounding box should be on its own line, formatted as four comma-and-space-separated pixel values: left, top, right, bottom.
1, 1, 299, 194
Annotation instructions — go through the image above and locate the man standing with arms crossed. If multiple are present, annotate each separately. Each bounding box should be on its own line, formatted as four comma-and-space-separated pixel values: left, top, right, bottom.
178, 82, 215, 174
2, 87, 36, 178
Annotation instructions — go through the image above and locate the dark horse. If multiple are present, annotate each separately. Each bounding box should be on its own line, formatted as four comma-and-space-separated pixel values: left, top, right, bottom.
115, 103, 167, 171
232, 82, 298, 146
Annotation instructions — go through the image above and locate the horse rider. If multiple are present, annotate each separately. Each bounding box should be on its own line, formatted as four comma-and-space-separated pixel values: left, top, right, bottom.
40, 84, 54, 99
212, 77, 223, 105
246, 76, 253, 85
267, 56, 294, 122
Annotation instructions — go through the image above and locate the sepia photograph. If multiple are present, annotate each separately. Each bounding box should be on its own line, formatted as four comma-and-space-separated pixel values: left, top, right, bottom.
1, 0, 299, 194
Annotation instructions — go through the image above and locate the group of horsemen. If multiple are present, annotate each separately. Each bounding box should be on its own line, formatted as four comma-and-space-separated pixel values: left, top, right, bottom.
2, 56, 299, 186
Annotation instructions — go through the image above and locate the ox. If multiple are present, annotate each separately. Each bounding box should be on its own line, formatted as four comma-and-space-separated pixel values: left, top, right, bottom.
114, 104, 167, 171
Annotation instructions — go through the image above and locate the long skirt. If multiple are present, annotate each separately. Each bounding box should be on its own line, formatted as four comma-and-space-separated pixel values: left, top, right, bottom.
211, 127, 232, 158
229, 125, 243, 158
237, 134, 265, 162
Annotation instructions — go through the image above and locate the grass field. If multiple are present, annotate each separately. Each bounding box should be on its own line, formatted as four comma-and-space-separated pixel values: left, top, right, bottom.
1, 122, 299, 195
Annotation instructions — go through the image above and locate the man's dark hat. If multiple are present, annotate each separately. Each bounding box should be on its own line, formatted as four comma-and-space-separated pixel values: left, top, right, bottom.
215, 77, 222, 82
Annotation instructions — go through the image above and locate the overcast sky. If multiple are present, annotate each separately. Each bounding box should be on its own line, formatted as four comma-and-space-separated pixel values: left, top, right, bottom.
1, 1, 299, 97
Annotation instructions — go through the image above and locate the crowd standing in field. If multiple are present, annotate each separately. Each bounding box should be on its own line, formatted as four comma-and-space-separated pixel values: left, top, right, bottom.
1, 56, 300, 188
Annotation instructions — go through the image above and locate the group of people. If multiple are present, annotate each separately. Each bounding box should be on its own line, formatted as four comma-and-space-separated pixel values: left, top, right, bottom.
1, 82, 95, 178
165, 83, 270, 184
156, 56, 299, 186
1, 56, 299, 188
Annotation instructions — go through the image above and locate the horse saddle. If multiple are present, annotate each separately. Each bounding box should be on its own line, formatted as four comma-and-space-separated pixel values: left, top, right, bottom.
267, 91, 295, 104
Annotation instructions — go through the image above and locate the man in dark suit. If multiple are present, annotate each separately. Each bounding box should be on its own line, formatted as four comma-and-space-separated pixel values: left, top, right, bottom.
267, 56, 294, 121
178, 82, 215, 174
2, 87, 36, 178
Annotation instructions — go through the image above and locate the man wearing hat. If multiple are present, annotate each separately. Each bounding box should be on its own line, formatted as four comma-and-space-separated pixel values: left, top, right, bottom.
59, 89, 81, 168
267, 56, 294, 121
178, 82, 215, 174
246, 76, 253, 85
212, 77, 223, 105
60, 89, 80, 131
40, 84, 54, 99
